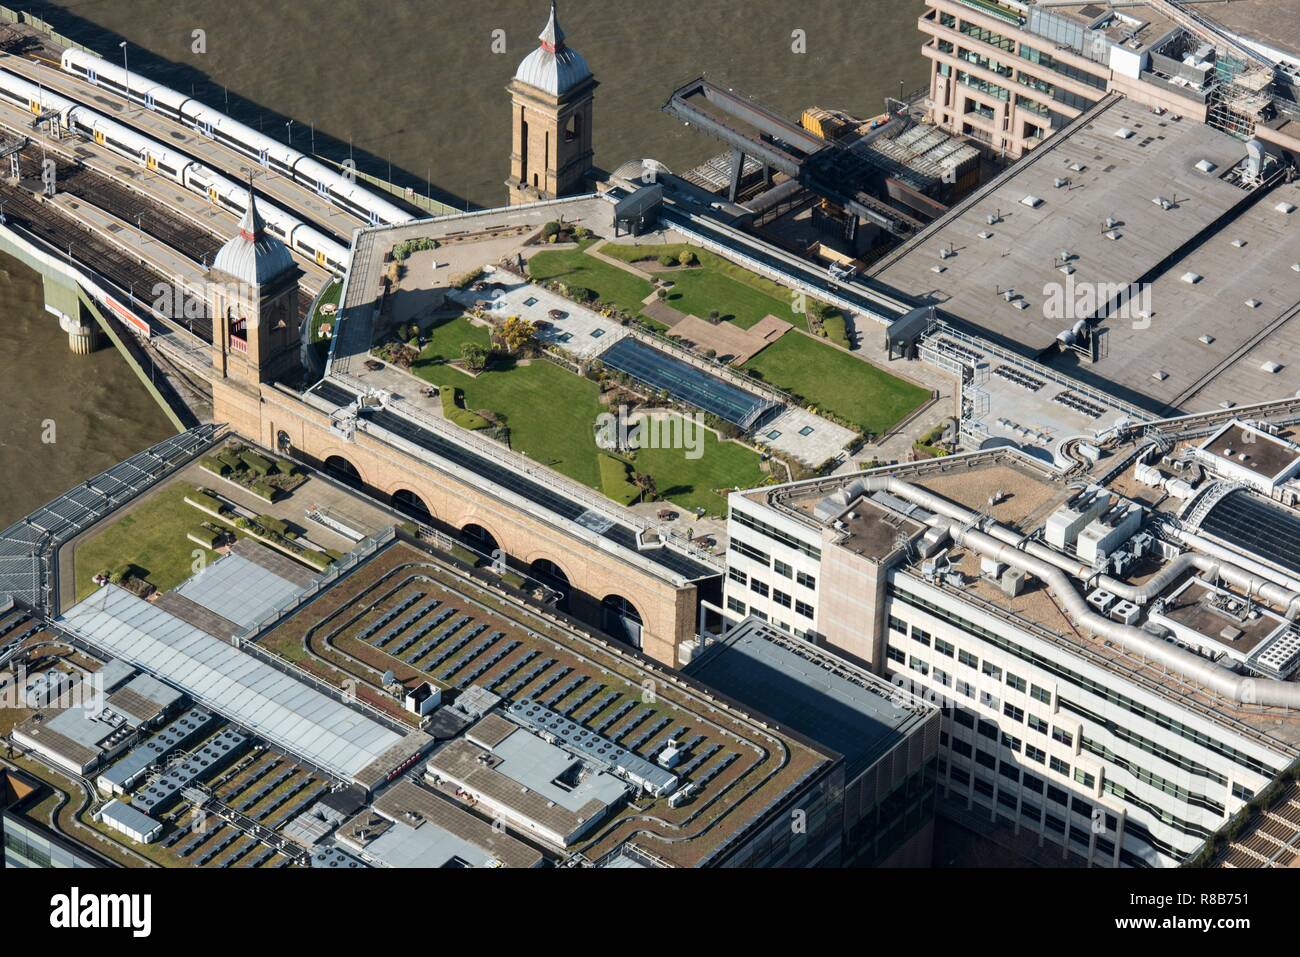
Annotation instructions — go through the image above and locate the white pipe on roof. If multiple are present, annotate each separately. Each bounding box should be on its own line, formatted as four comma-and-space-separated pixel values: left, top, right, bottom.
841, 475, 1300, 707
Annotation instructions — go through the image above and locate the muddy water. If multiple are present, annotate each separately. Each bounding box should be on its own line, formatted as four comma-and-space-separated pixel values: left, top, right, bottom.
0, 251, 175, 525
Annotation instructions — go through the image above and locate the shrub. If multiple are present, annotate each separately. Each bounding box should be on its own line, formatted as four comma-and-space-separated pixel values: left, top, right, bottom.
201, 456, 228, 476
598, 454, 641, 506
189, 526, 222, 549
216, 450, 243, 472
822, 312, 850, 349
250, 481, 277, 502
541, 221, 562, 238
239, 450, 274, 476
257, 514, 290, 537
450, 267, 485, 290
658, 254, 675, 267
678, 249, 697, 266
441, 388, 491, 430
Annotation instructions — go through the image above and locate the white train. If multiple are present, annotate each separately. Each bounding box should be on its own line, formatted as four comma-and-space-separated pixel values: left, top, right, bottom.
0, 67, 350, 273
60, 48, 416, 227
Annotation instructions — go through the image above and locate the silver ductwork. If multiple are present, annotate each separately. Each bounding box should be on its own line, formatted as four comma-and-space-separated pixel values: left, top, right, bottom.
851, 476, 1300, 708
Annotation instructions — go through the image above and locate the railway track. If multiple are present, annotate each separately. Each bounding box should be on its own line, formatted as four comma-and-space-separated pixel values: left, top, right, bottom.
17, 149, 223, 265
0, 177, 214, 342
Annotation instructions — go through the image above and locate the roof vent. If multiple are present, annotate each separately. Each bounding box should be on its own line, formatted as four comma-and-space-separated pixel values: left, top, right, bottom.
978, 230, 993, 239
1152, 370, 1168, 381
1104, 216, 1119, 229
1246, 298, 1261, 309
1153, 196, 1175, 210
1021, 195, 1043, 208
1199, 334, 1215, 344
1054, 177, 1070, 188
1262, 360, 1283, 374
1277, 202, 1297, 214
1181, 272, 1202, 284
1104, 229, 1122, 240
1195, 159, 1217, 173
1069, 162, 1086, 172
1115, 127, 1135, 139
1231, 238, 1246, 248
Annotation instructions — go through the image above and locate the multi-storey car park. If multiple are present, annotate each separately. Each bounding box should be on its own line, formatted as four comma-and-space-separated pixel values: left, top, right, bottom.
720, 402, 1300, 867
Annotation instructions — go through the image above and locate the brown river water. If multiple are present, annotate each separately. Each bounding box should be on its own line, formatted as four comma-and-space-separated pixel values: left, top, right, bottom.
1, 0, 927, 525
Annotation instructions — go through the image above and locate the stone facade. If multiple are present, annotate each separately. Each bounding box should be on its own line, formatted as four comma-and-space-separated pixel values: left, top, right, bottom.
211, 380, 700, 666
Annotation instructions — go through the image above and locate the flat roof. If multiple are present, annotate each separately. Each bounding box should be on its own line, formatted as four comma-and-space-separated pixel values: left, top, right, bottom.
98, 798, 159, 837
685, 618, 934, 778
870, 98, 1297, 414
1200, 422, 1300, 479
355, 778, 543, 868
58, 585, 409, 781
173, 545, 312, 631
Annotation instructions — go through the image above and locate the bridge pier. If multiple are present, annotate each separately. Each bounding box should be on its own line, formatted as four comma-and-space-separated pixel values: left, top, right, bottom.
43, 272, 98, 354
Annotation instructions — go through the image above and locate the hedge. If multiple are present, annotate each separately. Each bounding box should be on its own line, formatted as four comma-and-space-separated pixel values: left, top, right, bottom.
822, 312, 850, 349
240, 450, 275, 476
598, 454, 641, 506
440, 388, 491, 430
201, 456, 229, 476
250, 481, 277, 502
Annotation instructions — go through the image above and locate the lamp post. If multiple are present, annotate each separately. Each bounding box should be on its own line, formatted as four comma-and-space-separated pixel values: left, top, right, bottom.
285, 119, 294, 145
119, 41, 129, 110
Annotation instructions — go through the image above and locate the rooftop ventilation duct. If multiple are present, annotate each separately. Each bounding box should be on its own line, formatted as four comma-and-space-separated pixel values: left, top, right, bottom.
860, 477, 1300, 707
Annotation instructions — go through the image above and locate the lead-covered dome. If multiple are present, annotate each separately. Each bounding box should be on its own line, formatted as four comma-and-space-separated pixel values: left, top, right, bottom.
513, 2, 591, 97
212, 187, 296, 286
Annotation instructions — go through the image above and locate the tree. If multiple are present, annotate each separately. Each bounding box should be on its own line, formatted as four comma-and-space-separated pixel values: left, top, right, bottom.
633, 471, 658, 501
498, 315, 538, 355
678, 249, 697, 266
460, 342, 488, 372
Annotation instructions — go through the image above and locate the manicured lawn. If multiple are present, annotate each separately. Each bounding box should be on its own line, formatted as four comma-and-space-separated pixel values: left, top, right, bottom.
527, 241, 654, 316
603, 242, 820, 331
415, 312, 490, 366
308, 277, 343, 343
72, 483, 228, 601
661, 268, 796, 329
407, 323, 762, 515
743, 332, 930, 437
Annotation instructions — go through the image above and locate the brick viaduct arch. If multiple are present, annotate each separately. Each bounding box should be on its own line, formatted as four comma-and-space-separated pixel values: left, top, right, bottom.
234, 385, 697, 663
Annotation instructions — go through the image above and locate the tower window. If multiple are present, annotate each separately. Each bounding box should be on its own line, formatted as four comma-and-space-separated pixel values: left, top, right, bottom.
565, 112, 581, 143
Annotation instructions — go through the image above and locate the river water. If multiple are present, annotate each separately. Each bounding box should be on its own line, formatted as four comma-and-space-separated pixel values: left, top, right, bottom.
1, 0, 927, 524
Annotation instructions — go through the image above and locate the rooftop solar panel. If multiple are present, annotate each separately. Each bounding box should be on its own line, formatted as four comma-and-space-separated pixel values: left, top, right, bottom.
597, 337, 776, 429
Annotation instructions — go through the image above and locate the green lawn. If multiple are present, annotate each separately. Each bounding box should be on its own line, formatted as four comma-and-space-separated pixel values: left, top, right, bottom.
527, 240, 654, 316
743, 332, 930, 437
602, 242, 819, 331
407, 319, 762, 515
72, 483, 230, 601
660, 268, 797, 330
415, 312, 491, 365
308, 277, 342, 343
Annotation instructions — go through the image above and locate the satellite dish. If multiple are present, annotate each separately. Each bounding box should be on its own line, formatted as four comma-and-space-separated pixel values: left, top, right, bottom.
382, 670, 396, 686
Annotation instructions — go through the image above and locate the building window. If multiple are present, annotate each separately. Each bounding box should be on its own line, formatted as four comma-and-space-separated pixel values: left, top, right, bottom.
729, 538, 770, 566
1050, 756, 1071, 776
1030, 684, 1051, 705
957, 680, 975, 699
1001, 733, 1022, 753
1074, 768, 1096, 789
1052, 727, 1074, 748
935, 638, 955, 658
1026, 745, 1046, 765
934, 667, 952, 688
795, 600, 814, 619
773, 559, 793, 578
796, 571, 816, 589
887, 645, 906, 664
958, 650, 979, 669
980, 690, 1000, 710
1232, 783, 1255, 802
773, 590, 792, 609
1027, 715, 1048, 735
912, 628, 932, 647
727, 568, 747, 586
910, 657, 929, 676
1003, 703, 1024, 723
750, 579, 769, 598
1006, 673, 1026, 692
953, 709, 975, 729
981, 661, 1002, 680
888, 616, 909, 634
726, 596, 746, 615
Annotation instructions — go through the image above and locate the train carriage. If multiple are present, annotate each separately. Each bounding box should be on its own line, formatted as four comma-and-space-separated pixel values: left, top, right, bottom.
61, 48, 416, 226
